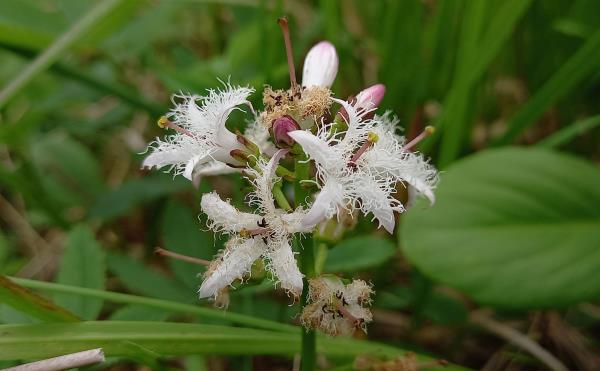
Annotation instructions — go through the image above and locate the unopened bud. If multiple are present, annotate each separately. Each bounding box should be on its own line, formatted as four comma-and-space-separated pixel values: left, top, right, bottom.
338, 84, 386, 122
270, 115, 300, 148
229, 149, 256, 167
302, 41, 339, 88
236, 132, 260, 156
354, 84, 385, 111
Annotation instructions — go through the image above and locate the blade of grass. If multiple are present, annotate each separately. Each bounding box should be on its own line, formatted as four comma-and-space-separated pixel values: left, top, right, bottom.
494, 28, 600, 145
434, 0, 533, 167
0, 276, 79, 323
9, 277, 296, 333
537, 115, 600, 148
0, 43, 166, 116
0, 321, 467, 370
0, 0, 126, 109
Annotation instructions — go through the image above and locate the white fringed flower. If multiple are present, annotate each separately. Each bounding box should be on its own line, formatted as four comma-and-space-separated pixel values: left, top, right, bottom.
289, 99, 438, 233
302, 41, 339, 88
143, 83, 254, 180
199, 150, 310, 299
300, 276, 373, 337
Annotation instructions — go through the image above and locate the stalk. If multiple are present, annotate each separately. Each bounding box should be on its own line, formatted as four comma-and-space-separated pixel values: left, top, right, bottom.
294, 154, 316, 371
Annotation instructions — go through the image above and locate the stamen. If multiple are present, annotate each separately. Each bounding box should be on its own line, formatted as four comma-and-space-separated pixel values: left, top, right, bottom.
155, 247, 210, 266
239, 227, 271, 238
403, 125, 435, 151
348, 131, 379, 168
277, 17, 297, 89
157, 116, 195, 138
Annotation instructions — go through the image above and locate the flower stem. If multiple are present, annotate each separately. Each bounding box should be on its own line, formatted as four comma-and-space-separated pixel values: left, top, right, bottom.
272, 184, 292, 211
294, 154, 316, 371
299, 235, 316, 371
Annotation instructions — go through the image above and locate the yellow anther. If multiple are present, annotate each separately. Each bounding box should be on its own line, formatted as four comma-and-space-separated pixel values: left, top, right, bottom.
367, 131, 379, 143
239, 229, 250, 238
424, 125, 435, 135
157, 116, 170, 129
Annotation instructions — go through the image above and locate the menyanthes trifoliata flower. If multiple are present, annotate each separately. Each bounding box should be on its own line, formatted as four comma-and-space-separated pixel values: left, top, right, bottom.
198, 150, 310, 300
289, 99, 438, 233
300, 276, 373, 337
143, 83, 256, 180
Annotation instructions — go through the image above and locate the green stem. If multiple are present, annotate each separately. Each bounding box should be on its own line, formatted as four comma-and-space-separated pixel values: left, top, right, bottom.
272, 184, 292, 211
294, 154, 316, 371
299, 236, 316, 371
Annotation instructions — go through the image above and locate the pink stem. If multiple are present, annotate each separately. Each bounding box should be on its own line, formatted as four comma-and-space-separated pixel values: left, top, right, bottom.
403, 125, 435, 151
277, 17, 297, 89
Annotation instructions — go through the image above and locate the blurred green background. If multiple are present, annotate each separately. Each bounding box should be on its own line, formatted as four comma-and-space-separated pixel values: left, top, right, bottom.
0, 0, 599, 370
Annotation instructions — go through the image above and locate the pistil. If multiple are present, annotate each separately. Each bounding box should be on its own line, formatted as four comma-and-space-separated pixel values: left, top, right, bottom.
277, 17, 298, 89
403, 125, 435, 151
157, 116, 195, 138
348, 131, 379, 168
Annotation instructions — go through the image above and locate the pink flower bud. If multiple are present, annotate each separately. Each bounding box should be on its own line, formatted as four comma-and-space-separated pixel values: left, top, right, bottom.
302, 41, 339, 88
354, 84, 386, 111
338, 84, 386, 122
271, 115, 301, 148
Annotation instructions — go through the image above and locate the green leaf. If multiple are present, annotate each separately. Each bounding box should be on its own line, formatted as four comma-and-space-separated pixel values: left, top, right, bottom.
0, 276, 79, 322
109, 305, 171, 322
0, 321, 465, 370
106, 252, 191, 303
0, 305, 37, 324
324, 236, 396, 272
160, 201, 215, 289
89, 174, 189, 221
495, 28, 600, 145
401, 147, 600, 309
55, 226, 105, 320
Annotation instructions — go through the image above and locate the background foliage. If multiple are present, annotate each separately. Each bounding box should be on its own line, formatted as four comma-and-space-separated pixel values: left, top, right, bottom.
0, 0, 599, 370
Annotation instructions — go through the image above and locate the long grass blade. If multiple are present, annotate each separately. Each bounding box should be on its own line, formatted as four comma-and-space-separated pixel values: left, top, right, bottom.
494, 28, 600, 145
0, 321, 466, 370
9, 277, 296, 333
537, 115, 600, 148
436, 0, 533, 167
0, 0, 126, 109
0, 276, 79, 323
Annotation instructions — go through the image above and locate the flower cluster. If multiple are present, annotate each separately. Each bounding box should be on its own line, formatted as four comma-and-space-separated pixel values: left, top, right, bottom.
143, 19, 437, 337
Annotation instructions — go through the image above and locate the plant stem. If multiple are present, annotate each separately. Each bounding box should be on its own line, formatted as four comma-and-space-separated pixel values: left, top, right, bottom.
294, 154, 316, 371
272, 184, 292, 211
299, 236, 316, 371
